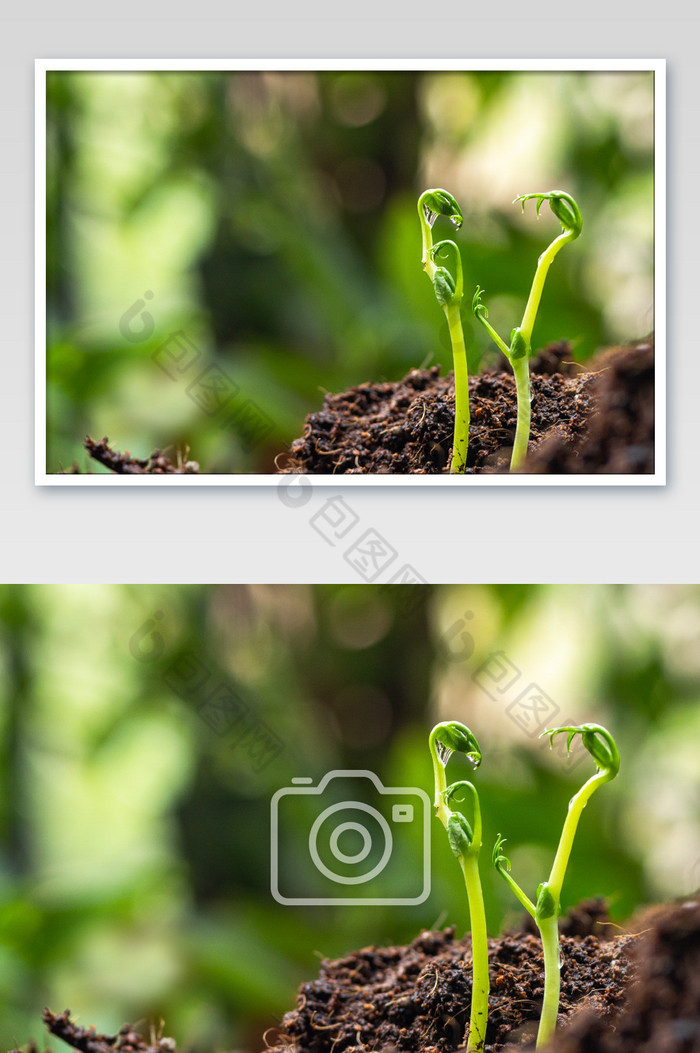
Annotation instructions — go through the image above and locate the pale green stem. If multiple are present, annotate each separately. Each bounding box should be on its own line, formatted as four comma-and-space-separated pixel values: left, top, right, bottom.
461, 854, 490, 1053
536, 913, 561, 1048
418, 199, 437, 277
533, 769, 611, 1047
429, 729, 449, 827
430, 753, 488, 1052
497, 866, 536, 917
446, 301, 470, 473
510, 228, 573, 474
547, 770, 611, 901
510, 356, 532, 472
519, 230, 576, 345
421, 224, 435, 275
493, 862, 557, 1046
476, 313, 510, 358
474, 306, 530, 472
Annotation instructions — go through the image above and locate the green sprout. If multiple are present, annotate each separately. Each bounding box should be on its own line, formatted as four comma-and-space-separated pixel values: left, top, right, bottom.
492, 723, 619, 1048
418, 190, 470, 474
472, 191, 583, 473
429, 721, 489, 1052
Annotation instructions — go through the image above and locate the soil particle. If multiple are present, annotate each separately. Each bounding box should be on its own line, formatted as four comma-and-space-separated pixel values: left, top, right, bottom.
280, 338, 654, 475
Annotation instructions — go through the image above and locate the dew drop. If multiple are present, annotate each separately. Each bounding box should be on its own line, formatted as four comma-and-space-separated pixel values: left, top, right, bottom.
436, 742, 454, 765
423, 205, 438, 228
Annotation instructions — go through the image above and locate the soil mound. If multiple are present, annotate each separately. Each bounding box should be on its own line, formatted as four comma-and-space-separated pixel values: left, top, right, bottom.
265, 899, 635, 1053
280, 338, 654, 475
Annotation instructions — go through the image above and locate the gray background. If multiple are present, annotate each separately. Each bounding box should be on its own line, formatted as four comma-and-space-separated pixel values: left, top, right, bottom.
4, 3, 692, 582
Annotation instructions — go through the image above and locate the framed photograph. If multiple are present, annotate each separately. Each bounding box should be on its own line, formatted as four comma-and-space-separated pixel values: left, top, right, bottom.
37, 60, 664, 484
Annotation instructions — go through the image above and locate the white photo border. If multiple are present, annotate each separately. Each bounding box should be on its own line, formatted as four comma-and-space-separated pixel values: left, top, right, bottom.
36, 58, 666, 486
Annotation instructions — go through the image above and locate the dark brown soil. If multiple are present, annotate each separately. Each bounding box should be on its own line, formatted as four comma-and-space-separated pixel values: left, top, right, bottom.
262, 896, 700, 1053
279, 338, 654, 475
37, 1009, 176, 1053
264, 900, 636, 1053
74, 436, 200, 474
548, 898, 700, 1053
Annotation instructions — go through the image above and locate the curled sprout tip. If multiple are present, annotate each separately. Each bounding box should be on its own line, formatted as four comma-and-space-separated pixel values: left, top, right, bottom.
492, 833, 511, 871
431, 721, 482, 769
514, 190, 582, 238
419, 188, 463, 231
541, 722, 620, 777
472, 285, 487, 317
444, 779, 478, 807
514, 192, 547, 218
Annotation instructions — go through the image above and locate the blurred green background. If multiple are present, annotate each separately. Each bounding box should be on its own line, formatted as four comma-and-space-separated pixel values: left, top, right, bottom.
45, 69, 655, 474
1, 584, 697, 1051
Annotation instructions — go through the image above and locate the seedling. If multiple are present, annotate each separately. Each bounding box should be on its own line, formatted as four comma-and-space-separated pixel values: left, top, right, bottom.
429, 721, 489, 1052
472, 191, 583, 472
492, 722, 620, 1048
418, 190, 470, 473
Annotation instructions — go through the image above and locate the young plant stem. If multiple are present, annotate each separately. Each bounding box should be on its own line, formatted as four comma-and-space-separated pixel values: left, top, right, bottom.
537, 912, 561, 1047
417, 190, 470, 474
516, 191, 582, 347
429, 723, 489, 1053
472, 192, 582, 473
446, 301, 470, 473
547, 764, 614, 900
493, 723, 619, 1050
518, 227, 578, 346
429, 725, 450, 827
417, 188, 463, 272
510, 355, 531, 473
473, 286, 527, 473
534, 755, 620, 1045
460, 851, 490, 1052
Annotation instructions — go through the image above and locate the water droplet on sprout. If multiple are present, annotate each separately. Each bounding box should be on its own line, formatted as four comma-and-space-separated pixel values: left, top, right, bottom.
436, 742, 454, 765
423, 205, 438, 228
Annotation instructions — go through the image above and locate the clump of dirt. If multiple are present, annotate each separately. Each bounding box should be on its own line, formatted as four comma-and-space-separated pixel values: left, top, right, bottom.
264, 900, 635, 1053
526, 341, 655, 474
279, 337, 654, 475
77, 436, 200, 474
20, 1009, 176, 1053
